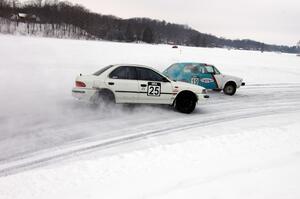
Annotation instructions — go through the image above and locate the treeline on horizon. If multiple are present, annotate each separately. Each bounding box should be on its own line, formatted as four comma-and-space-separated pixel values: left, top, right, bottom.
0, 0, 299, 53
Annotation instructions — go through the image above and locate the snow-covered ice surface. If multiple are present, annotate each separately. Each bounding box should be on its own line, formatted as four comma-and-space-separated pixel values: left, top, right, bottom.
0, 34, 300, 198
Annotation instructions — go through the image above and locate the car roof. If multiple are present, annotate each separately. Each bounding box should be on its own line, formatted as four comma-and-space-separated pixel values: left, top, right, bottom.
113, 64, 153, 68
173, 62, 212, 66
109, 64, 168, 76
112, 64, 164, 73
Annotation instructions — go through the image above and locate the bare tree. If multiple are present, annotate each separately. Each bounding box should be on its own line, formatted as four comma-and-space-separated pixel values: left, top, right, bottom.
142, 26, 154, 43
33, 0, 43, 7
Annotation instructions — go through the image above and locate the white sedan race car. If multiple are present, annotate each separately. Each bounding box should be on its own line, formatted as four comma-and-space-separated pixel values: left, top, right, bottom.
72, 64, 209, 113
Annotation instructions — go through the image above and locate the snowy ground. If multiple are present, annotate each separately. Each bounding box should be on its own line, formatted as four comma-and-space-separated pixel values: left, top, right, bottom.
0, 34, 300, 198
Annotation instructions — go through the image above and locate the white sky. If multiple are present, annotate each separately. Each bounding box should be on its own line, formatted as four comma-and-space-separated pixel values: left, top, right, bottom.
32, 0, 300, 46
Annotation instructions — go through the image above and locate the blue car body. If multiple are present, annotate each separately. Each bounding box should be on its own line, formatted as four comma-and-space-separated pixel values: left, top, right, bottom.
163, 63, 219, 89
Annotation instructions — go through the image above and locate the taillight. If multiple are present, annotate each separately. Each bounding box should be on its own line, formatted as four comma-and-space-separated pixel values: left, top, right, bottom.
76, 81, 86, 87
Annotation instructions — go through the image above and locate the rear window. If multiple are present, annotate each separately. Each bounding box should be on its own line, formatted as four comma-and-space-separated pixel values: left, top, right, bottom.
93, 65, 114, 76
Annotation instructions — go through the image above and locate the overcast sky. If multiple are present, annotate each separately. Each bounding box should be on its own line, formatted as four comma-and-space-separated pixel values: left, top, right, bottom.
55, 0, 300, 45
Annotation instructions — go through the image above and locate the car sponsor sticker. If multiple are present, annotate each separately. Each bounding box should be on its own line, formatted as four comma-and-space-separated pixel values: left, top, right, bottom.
147, 82, 161, 96
200, 78, 214, 83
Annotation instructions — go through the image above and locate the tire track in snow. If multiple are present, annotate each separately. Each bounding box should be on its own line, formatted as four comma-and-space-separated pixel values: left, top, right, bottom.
0, 83, 300, 176
0, 108, 298, 177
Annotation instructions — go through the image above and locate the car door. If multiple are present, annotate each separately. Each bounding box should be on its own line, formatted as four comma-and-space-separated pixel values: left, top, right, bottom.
197, 65, 218, 89
210, 66, 223, 89
136, 67, 173, 104
105, 66, 139, 103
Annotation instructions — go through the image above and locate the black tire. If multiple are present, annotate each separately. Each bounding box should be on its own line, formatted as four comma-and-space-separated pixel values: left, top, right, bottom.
175, 93, 197, 114
93, 89, 115, 105
223, 83, 236, 95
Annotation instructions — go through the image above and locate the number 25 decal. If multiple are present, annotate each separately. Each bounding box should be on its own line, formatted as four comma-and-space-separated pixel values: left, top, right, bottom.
147, 82, 161, 96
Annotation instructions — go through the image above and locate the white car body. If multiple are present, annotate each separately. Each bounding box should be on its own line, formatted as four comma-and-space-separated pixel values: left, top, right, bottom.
214, 74, 245, 90
72, 64, 208, 109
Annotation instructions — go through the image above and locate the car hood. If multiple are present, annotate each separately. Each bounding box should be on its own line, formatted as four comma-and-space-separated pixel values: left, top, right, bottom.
222, 74, 243, 82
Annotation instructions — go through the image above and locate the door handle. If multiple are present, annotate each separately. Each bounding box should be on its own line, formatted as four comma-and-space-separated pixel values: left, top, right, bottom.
108, 82, 114, 85
140, 84, 147, 87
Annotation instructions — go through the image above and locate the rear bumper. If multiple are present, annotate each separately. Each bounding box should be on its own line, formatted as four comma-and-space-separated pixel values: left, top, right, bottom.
72, 87, 97, 101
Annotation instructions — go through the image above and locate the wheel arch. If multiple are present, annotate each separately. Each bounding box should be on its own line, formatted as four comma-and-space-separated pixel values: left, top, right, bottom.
92, 88, 116, 103
224, 80, 237, 88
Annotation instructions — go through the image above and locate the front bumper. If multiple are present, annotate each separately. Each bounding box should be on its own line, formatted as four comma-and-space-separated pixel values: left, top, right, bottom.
197, 93, 209, 100
72, 87, 97, 101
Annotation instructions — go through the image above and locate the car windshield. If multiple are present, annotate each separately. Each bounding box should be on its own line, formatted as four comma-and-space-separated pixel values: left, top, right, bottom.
93, 65, 114, 76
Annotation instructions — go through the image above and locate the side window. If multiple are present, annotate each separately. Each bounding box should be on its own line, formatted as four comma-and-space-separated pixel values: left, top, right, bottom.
109, 67, 127, 79
109, 66, 137, 80
205, 66, 215, 73
93, 65, 114, 76
214, 66, 221, 74
197, 65, 207, 74
136, 68, 164, 81
183, 64, 195, 73
127, 67, 138, 80
183, 63, 202, 73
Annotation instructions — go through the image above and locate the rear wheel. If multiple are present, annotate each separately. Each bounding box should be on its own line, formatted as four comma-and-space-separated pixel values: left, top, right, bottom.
92, 89, 115, 105
175, 92, 197, 114
223, 83, 236, 95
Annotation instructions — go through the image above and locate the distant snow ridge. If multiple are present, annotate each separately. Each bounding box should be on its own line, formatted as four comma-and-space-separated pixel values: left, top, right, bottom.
0, 18, 94, 40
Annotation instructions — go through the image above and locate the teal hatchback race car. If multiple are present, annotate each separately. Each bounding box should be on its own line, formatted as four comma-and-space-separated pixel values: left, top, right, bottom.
163, 63, 245, 95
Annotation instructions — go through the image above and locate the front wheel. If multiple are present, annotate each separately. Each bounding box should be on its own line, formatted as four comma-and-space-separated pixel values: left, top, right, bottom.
223, 84, 236, 95
175, 95, 196, 114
